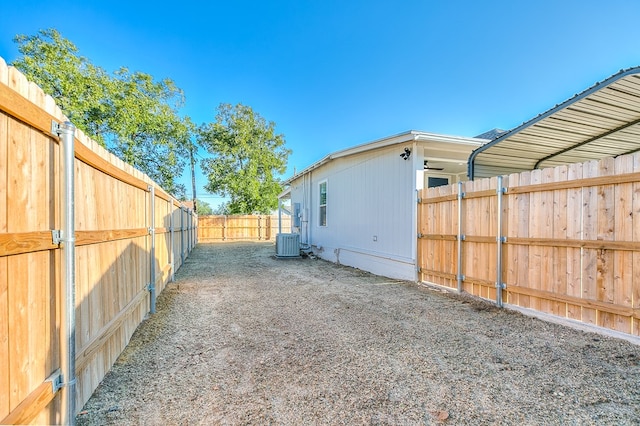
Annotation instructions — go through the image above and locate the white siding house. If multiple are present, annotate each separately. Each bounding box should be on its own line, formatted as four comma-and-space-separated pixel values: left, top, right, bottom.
280, 131, 484, 280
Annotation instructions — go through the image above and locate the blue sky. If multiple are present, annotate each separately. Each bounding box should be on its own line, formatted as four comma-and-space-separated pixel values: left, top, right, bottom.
2, 1, 640, 207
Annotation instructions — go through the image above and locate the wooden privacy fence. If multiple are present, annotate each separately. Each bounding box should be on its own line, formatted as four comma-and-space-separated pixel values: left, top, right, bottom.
198, 214, 291, 242
0, 59, 197, 424
418, 153, 640, 338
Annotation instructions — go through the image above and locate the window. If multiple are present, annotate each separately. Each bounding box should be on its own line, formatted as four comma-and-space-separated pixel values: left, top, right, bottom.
428, 176, 450, 188
319, 180, 327, 226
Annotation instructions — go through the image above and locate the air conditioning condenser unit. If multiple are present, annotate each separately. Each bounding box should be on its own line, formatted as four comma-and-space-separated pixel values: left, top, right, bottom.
276, 233, 300, 258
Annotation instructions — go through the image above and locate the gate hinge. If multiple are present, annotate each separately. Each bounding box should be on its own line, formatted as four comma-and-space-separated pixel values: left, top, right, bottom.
417, 233, 423, 239
417, 197, 422, 204
51, 230, 62, 245
495, 282, 507, 290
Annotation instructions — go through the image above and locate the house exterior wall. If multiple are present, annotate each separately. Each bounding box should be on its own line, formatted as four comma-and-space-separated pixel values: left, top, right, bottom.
289, 144, 418, 280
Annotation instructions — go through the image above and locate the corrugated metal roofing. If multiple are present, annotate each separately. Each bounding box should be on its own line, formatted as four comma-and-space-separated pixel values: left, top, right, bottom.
468, 67, 640, 179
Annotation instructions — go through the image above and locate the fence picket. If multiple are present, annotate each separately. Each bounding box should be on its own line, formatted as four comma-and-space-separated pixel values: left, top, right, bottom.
613, 154, 634, 333
538, 167, 555, 315
419, 152, 640, 339
597, 157, 616, 330
566, 161, 583, 320
0, 71, 7, 418
552, 165, 569, 317
505, 172, 520, 305
633, 153, 640, 335
581, 160, 599, 325
488, 177, 498, 302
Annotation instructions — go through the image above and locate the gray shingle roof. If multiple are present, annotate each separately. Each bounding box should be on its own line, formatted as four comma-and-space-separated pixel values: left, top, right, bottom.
474, 128, 508, 140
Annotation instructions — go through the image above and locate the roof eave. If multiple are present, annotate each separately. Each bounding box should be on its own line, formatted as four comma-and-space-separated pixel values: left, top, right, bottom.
285, 130, 486, 185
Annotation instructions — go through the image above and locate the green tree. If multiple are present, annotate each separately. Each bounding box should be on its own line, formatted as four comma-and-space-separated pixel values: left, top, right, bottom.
12, 29, 192, 197
196, 199, 214, 215
212, 203, 231, 215
198, 103, 290, 214
12, 29, 111, 137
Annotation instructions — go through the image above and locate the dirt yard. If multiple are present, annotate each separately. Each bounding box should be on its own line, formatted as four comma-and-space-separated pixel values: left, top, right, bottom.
76, 242, 640, 425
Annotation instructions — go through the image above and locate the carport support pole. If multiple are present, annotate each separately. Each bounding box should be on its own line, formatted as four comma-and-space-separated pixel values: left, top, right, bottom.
148, 185, 156, 314
496, 176, 505, 308
456, 181, 464, 293
59, 122, 77, 426
278, 198, 282, 234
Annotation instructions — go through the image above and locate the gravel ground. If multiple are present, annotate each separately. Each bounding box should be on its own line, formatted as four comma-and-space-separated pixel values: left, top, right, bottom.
76, 242, 640, 425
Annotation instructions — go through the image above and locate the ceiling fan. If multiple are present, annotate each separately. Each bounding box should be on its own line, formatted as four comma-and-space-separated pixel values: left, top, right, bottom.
424, 160, 444, 171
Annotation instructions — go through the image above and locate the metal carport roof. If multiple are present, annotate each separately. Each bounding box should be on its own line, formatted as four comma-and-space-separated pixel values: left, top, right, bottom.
468, 66, 640, 179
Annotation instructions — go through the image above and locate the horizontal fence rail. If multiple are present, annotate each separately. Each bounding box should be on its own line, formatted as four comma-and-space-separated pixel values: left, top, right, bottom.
0, 58, 197, 424
418, 153, 640, 338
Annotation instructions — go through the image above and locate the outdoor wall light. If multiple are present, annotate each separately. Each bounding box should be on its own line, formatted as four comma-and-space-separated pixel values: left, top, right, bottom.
400, 147, 411, 160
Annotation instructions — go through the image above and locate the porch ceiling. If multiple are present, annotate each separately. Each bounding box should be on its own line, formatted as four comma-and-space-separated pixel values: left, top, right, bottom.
469, 66, 640, 179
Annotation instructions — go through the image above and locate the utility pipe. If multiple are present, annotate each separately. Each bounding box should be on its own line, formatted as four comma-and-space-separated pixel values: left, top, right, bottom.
278, 198, 282, 234
496, 176, 505, 307
59, 121, 77, 425
148, 185, 156, 314
456, 181, 464, 293
306, 172, 312, 245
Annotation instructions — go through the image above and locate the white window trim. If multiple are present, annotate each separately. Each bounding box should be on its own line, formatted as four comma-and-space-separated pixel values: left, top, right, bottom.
318, 179, 327, 227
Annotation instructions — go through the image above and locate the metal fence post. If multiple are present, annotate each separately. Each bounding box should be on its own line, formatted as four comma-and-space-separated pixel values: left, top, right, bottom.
188, 210, 192, 252
170, 203, 175, 282
186, 210, 190, 253
57, 121, 77, 426
457, 181, 465, 293
223, 215, 227, 241
148, 185, 156, 314
496, 176, 506, 307
193, 211, 197, 246
266, 215, 271, 240
180, 207, 185, 264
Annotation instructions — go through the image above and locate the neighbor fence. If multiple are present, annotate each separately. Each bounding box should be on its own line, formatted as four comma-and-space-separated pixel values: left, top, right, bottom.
0, 58, 197, 424
198, 214, 291, 242
418, 152, 640, 338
